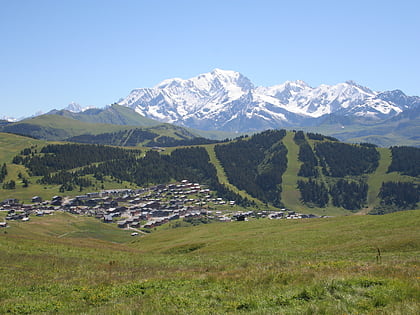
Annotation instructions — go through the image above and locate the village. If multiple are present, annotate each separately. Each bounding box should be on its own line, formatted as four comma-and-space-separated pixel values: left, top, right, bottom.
0, 180, 319, 233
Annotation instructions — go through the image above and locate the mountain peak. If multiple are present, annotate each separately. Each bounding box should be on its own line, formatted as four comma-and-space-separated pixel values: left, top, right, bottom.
65, 102, 84, 113
118, 69, 414, 132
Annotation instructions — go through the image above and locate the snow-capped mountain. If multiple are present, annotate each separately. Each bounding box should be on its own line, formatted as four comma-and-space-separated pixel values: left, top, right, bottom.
64, 102, 96, 113
0, 115, 18, 122
118, 69, 417, 132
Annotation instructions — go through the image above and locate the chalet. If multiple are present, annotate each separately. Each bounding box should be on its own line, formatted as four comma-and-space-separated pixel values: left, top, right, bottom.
125, 218, 134, 225
6, 213, 25, 220
146, 201, 161, 209
103, 200, 118, 209
117, 220, 128, 228
87, 192, 100, 198
168, 214, 180, 221
130, 222, 140, 228
1, 198, 19, 206
150, 209, 172, 217
50, 196, 62, 206
103, 215, 113, 223
233, 214, 246, 221
85, 199, 98, 207
31, 196, 42, 203
75, 195, 89, 201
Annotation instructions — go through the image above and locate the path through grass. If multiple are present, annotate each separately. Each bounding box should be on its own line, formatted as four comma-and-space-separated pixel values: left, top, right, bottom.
205, 144, 265, 207
281, 132, 302, 210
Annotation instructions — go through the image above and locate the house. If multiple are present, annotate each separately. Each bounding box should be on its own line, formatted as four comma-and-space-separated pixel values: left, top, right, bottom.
117, 220, 128, 228
31, 196, 42, 203
1, 198, 19, 206
51, 196, 63, 206
103, 215, 113, 223
85, 199, 98, 207
130, 222, 140, 228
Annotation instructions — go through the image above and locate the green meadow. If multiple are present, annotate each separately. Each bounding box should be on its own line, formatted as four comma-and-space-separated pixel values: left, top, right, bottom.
0, 211, 419, 314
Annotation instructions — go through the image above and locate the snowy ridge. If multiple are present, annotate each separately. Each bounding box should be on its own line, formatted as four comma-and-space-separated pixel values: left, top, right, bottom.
118, 69, 415, 132
65, 102, 96, 113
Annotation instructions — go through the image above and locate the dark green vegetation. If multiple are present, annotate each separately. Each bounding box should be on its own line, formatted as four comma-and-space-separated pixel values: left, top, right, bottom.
10, 142, 252, 207
0, 211, 419, 314
297, 179, 329, 207
315, 142, 379, 177
215, 130, 288, 207
1, 129, 419, 214
388, 146, 420, 177
66, 128, 220, 147
370, 182, 420, 215
293, 132, 393, 212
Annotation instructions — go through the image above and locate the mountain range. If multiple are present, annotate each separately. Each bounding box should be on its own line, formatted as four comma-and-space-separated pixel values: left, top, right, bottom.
1, 69, 419, 147
118, 69, 420, 134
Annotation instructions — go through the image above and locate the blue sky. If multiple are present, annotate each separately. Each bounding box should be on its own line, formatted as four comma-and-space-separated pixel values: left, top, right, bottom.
1, 0, 419, 118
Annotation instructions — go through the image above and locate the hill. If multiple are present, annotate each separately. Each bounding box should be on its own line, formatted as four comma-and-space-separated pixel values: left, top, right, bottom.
0, 115, 132, 140
0, 130, 418, 214
0, 114, 212, 147
0, 210, 418, 314
47, 104, 161, 127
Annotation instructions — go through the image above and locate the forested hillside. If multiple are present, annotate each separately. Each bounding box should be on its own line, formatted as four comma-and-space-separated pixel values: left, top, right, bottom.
214, 130, 287, 207
1, 130, 419, 214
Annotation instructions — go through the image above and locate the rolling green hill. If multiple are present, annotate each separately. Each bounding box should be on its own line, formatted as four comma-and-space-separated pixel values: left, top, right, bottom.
0, 130, 419, 214
302, 114, 420, 147
0, 130, 419, 313
47, 104, 161, 127
0, 210, 418, 314
0, 114, 207, 146
0, 115, 133, 140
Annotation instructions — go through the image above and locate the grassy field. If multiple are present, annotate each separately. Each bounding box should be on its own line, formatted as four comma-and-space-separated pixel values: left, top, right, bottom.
0, 210, 419, 314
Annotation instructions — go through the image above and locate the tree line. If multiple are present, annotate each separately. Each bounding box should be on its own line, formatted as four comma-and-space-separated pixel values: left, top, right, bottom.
315, 142, 379, 177
13, 143, 252, 206
387, 146, 420, 177
294, 131, 319, 178
13, 144, 140, 176
215, 129, 287, 207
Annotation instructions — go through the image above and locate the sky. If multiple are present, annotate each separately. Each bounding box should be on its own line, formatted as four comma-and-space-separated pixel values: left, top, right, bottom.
1, 0, 419, 118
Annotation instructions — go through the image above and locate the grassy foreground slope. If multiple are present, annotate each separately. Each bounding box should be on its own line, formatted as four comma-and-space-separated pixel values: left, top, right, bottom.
0, 211, 419, 314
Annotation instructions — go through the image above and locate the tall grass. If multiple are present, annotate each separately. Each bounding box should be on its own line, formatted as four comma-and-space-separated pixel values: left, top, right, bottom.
0, 211, 418, 314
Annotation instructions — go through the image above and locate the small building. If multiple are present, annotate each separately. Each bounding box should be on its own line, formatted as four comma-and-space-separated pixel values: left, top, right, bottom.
103, 215, 113, 223
1, 198, 19, 206
117, 220, 128, 228
31, 196, 42, 203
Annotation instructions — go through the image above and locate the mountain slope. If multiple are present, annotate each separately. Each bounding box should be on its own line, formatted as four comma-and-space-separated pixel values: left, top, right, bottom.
118, 69, 418, 135
0, 115, 133, 140
0, 113, 205, 145
1, 130, 419, 214
47, 104, 161, 127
